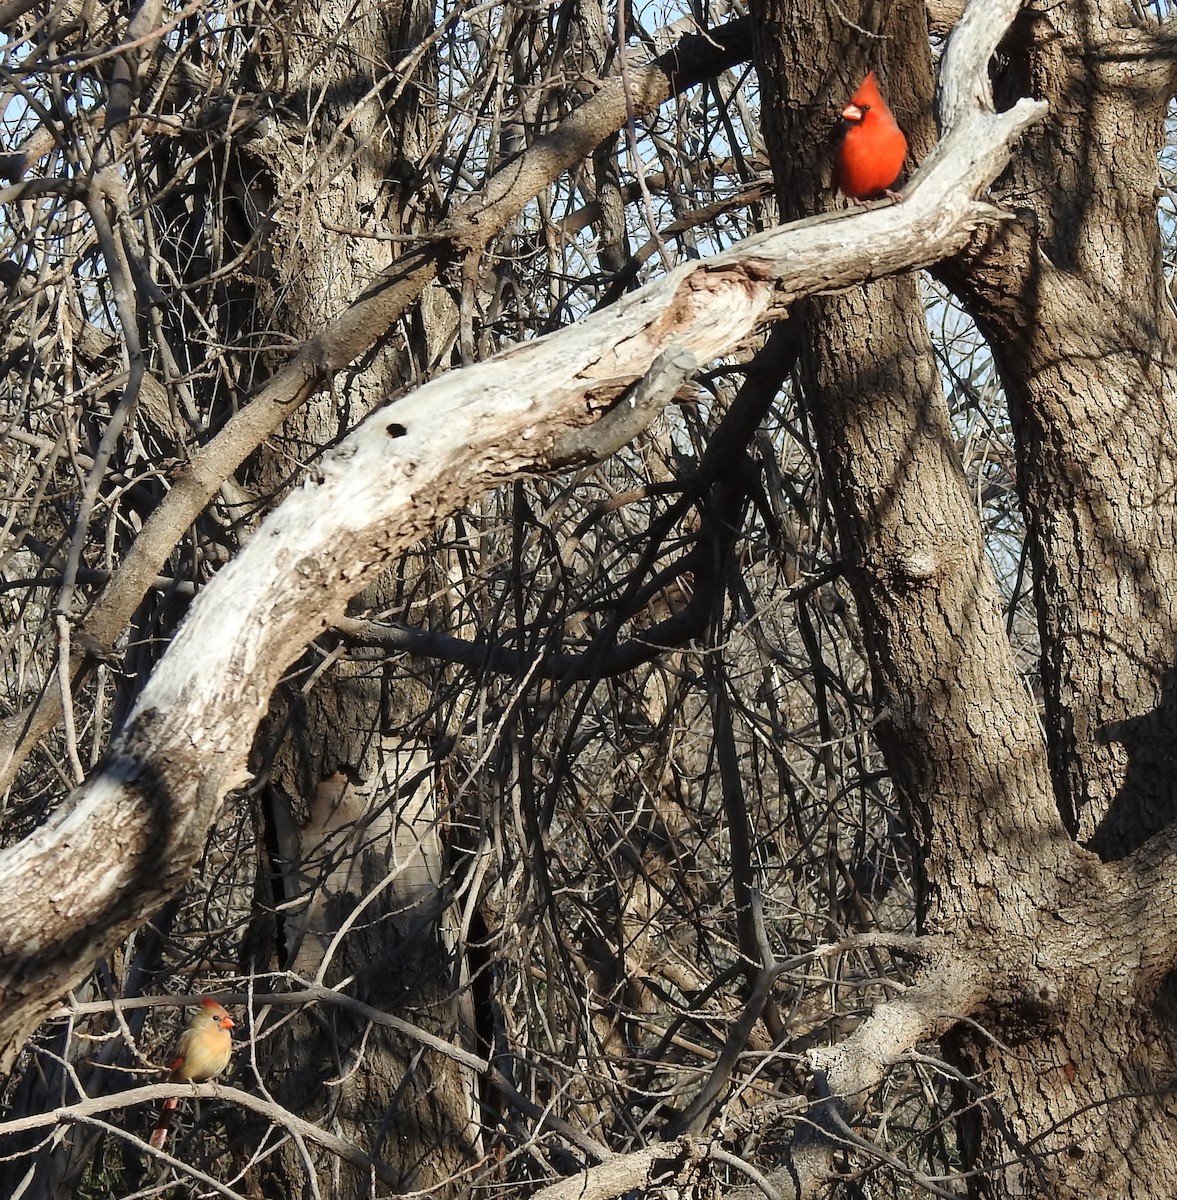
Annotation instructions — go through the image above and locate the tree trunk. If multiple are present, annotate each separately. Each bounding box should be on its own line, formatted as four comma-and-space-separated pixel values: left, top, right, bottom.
752, 0, 1177, 1195
234, 1, 476, 1193
941, 2, 1177, 856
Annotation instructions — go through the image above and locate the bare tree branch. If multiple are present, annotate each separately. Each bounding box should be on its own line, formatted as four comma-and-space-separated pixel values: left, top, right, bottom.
0, 0, 1043, 1066
0, 1080, 401, 1184
0, 15, 754, 793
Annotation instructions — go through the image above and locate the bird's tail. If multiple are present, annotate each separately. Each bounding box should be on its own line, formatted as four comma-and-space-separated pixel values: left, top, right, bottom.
148, 1096, 180, 1149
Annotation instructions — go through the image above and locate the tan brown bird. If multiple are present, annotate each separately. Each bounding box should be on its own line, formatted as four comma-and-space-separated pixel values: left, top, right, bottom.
149, 997, 234, 1150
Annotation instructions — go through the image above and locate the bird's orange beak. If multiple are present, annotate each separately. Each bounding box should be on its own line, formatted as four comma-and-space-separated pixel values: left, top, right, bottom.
842, 102, 866, 123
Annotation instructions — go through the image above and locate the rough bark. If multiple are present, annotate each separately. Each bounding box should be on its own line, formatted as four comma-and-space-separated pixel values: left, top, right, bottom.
936, 2, 1177, 1195
0, 22, 1041, 1072
940, 2, 1177, 856
754, 0, 1177, 1195
226, 0, 477, 1192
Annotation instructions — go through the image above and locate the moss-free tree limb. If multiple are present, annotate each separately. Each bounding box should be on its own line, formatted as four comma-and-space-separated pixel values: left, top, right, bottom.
0, 3, 1041, 1067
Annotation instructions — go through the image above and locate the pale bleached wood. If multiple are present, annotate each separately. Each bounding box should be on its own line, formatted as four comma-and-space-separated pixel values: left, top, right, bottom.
0, 0, 1044, 1069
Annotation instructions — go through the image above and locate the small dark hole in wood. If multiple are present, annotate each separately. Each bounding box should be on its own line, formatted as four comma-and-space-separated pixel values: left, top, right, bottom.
386, 423, 408, 438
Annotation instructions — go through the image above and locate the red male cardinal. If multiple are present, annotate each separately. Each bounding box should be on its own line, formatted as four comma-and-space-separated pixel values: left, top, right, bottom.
834, 71, 908, 202
149, 997, 234, 1149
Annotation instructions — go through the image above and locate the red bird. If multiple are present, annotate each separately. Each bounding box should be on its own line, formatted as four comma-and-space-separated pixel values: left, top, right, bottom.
149, 997, 235, 1149
834, 71, 908, 202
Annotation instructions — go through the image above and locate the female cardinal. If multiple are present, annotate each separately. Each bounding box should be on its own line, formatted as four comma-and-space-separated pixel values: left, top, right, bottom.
834, 71, 908, 202
149, 997, 234, 1149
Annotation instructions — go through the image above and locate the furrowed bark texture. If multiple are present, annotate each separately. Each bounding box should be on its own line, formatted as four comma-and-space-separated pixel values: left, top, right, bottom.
942, 2, 1177, 857
755, 0, 1177, 1195
230, 1, 477, 1194
939, 2, 1177, 1195
0, 0, 1043, 1077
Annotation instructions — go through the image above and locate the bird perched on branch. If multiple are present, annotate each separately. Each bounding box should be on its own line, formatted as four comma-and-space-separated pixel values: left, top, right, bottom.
834, 71, 908, 203
149, 997, 235, 1150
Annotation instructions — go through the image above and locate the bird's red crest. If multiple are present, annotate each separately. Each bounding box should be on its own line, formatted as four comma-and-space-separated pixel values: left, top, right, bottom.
847, 71, 885, 114
199, 996, 235, 1028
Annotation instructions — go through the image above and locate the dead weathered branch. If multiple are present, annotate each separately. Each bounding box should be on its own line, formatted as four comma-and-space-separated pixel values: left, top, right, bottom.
0, 1080, 399, 1184
0, 0, 1042, 1066
0, 15, 754, 793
